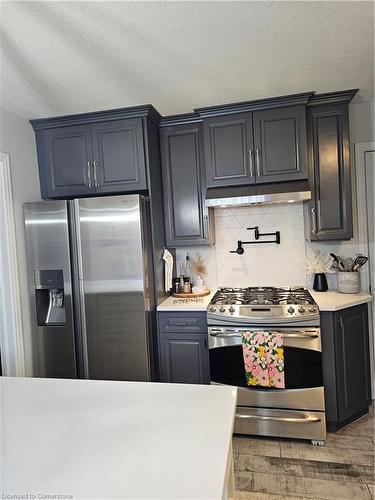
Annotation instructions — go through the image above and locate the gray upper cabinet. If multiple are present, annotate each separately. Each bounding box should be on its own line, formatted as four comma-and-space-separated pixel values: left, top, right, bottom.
202, 106, 308, 188
252, 106, 308, 183
306, 90, 357, 240
30, 106, 158, 199
160, 119, 214, 246
203, 113, 254, 188
196, 93, 314, 189
91, 119, 147, 194
36, 125, 94, 198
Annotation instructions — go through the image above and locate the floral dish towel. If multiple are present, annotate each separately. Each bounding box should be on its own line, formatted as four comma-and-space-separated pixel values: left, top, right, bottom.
240, 331, 285, 389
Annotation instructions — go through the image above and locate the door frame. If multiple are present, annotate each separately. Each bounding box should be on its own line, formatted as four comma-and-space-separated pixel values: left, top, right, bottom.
355, 141, 375, 398
0, 152, 26, 376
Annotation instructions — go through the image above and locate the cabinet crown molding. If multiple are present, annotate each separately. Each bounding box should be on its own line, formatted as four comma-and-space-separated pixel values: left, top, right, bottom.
160, 113, 202, 127
30, 104, 161, 130
307, 89, 359, 106
194, 91, 314, 117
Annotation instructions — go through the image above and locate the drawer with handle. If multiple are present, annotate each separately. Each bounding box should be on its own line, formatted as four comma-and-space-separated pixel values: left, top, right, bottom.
158, 312, 207, 333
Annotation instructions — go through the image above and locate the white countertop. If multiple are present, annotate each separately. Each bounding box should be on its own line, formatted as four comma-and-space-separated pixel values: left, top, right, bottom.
158, 288, 373, 313
157, 289, 216, 311
310, 290, 373, 311
1, 377, 237, 500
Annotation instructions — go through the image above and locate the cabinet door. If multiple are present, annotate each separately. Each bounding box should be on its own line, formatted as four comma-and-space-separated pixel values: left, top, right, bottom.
91, 119, 147, 193
252, 105, 308, 184
37, 125, 94, 199
161, 124, 212, 246
203, 113, 254, 188
159, 333, 210, 384
335, 305, 371, 422
307, 104, 352, 240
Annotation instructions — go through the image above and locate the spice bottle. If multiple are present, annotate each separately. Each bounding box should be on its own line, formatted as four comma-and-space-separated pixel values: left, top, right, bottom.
183, 277, 191, 293
173, 277, 180, 294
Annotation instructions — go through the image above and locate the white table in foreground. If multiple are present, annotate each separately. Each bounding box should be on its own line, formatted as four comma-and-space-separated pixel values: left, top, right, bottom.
1, 377, 237, 500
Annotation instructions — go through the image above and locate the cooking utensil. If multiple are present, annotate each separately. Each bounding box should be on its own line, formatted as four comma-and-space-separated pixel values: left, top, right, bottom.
352, 255, 368, 271
330, 253, 345, 271
345, 257, 354, 272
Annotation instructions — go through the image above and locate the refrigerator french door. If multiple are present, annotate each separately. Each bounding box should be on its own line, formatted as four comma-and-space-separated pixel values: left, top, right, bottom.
25, 194, 153, 381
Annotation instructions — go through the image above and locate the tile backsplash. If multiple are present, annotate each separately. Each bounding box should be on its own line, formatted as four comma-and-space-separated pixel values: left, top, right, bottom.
176, 202, 310, 288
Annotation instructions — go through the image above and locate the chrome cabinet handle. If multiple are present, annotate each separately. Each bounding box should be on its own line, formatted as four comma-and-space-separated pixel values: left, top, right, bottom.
339, 316, 344, 329
175, 322, 188, 326
93, 161, 99, 187
203, 214, 209, 239
236, 412, 321, 424
255, 149, 261, 177
248, 150, 254, 177
87, 161, 93, 188
311, 207, 317, 234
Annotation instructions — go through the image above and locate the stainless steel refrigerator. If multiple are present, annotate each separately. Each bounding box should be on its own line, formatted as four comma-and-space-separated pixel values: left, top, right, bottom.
24, 194, 156, 381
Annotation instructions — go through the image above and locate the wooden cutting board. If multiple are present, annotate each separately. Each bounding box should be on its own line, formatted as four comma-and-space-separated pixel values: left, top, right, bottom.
172, 289, 210, 298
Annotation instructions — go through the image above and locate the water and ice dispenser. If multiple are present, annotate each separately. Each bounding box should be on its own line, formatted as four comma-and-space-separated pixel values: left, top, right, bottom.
34, 270, 66, 326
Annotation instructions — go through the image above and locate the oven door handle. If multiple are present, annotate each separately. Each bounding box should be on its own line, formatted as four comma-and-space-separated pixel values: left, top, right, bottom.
209, 330, 319, 339
210, 332, 241, 338
282, 332, 319, 339
235, 412, 321, 423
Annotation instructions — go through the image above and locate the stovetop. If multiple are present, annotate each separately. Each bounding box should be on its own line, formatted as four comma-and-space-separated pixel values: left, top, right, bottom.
211, 287, 315, 306
207, 287, 319, 326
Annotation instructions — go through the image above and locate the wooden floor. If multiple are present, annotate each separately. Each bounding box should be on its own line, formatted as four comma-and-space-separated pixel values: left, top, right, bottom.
233, 407, 375, 499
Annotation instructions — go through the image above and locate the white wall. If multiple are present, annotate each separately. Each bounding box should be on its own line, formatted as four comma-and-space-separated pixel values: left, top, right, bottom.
177, 100, 375, 290
177, 203, 307, 288
0, 105, 41, 375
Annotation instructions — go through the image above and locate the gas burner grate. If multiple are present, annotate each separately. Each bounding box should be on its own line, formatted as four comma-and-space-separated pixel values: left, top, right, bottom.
211, 287, 315, 306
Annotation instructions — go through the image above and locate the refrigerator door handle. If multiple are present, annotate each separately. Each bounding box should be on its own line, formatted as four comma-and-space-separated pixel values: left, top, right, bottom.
73, 199, 90, 379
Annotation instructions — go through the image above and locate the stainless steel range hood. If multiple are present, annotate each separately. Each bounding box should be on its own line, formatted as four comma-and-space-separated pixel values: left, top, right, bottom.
205, 181, 311, 207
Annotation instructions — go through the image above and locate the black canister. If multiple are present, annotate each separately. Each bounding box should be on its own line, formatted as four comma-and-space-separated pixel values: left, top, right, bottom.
313, 272, 328, 292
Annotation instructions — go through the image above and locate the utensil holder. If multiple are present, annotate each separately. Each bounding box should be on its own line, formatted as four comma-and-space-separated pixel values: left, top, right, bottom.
313, 273, 328, 292
337, 272, 359, 294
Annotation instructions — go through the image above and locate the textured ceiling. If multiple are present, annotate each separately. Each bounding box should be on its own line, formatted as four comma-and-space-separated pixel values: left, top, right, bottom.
1, 1, 374, 119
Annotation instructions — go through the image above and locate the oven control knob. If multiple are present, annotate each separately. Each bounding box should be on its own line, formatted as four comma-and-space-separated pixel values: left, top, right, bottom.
229, 306, 235, 313
209, 306, 216, 313
219, 306, 226, 313
287, 306, 295, 314
298, 306, 306, 313
309, 306, 318, 313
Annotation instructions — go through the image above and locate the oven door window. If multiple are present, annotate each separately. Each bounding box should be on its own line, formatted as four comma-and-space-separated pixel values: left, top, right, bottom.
210, 345, 323, 389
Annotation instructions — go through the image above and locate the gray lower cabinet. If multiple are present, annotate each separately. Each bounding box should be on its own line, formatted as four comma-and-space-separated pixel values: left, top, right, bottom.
306, 91, 357, 240
321, 304, 371, 432
202, 105, 308, 188
158, 312, 210, 384
160, 120, 213, 246
31, 110, 151, 199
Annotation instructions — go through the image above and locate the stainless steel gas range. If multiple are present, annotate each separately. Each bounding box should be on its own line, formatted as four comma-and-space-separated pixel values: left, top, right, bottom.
207, 287, 326, 445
